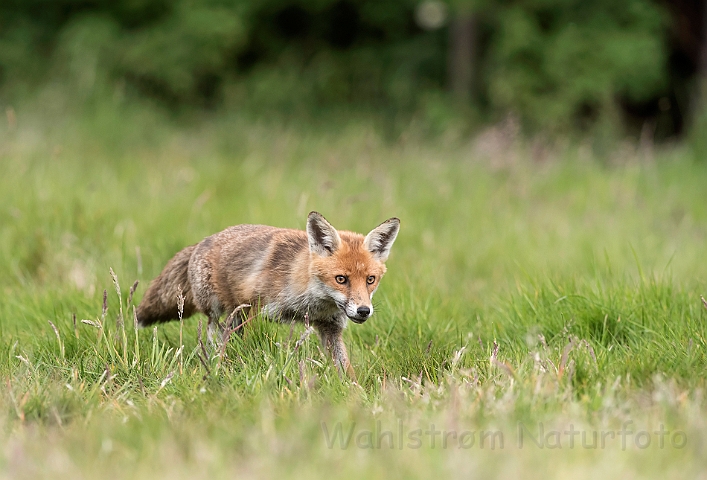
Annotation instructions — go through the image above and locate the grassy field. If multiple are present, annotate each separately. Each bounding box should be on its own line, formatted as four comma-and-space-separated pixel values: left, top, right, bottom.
2, 99, 707, 478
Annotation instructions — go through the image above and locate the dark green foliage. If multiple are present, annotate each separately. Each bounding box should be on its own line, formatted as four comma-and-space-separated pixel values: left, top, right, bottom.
0, 0, 680, 132
484, 0, 667, 132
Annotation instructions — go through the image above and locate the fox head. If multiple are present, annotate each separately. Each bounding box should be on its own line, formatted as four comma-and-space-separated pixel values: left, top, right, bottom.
307, 211, 400, 324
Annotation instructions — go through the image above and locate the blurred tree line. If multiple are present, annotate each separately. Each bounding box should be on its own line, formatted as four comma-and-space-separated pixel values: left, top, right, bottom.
1, 0, 706, 139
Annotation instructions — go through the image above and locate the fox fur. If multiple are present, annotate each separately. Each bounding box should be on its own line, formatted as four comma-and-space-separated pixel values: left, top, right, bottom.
136, 212, 400, 379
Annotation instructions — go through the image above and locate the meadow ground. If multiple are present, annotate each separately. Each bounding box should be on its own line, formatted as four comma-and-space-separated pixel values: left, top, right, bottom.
1, 99, 707, 478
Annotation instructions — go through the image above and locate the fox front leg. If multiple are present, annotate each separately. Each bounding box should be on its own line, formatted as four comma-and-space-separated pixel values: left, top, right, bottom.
318, 326, 357, 382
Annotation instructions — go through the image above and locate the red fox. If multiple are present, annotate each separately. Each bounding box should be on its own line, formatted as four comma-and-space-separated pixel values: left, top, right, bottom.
137, 212, 400, 379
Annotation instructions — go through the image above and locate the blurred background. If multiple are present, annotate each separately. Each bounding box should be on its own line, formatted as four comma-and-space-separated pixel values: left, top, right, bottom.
2, 0, 707, 148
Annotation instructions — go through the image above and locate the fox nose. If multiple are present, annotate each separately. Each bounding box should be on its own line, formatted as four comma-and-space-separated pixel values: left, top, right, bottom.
356, 306, 371, 317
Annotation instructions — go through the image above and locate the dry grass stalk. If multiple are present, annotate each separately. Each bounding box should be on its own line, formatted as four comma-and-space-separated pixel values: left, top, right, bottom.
101, 289, 108, 323
128, 280, 139, 307
48, 320, 64, 359
558, 337, 578, 380
197, 319, 211, 379
177, 286, 185, 374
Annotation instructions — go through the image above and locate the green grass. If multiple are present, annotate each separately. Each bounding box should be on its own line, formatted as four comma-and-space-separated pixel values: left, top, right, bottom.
2, 99, 707, 478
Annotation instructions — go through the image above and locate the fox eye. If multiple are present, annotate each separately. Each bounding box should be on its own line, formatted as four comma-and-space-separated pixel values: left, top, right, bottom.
335, 275, 348, 284
367, 275, 376, 285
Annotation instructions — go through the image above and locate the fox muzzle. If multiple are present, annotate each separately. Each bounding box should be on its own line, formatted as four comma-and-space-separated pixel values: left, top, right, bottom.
346, 304, 372, 323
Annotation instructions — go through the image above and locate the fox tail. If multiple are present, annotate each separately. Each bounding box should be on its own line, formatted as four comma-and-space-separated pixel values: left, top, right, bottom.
136, 245, 197, 327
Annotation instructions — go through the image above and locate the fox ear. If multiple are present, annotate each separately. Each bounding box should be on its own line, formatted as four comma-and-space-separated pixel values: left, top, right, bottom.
364, 218, 400, 262
307, 211, 341, 256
